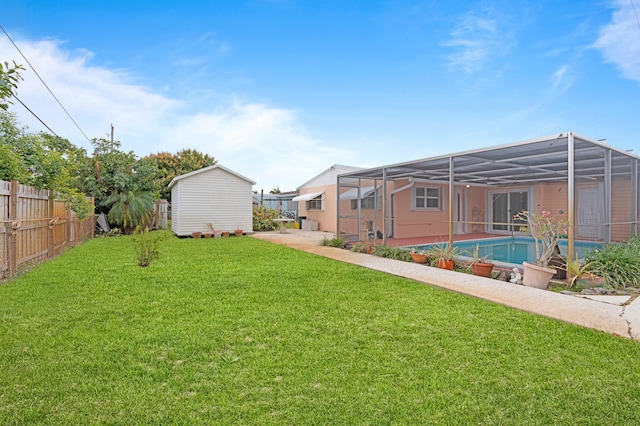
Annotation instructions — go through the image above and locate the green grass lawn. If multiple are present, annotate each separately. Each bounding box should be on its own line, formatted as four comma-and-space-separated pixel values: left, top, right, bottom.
2, 232, 640, 424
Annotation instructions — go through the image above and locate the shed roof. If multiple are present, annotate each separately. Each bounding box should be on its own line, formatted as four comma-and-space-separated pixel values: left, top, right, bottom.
168, 164, 256, 189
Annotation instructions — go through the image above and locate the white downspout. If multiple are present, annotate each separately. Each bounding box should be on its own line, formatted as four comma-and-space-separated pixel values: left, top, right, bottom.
389, 179, 415, 238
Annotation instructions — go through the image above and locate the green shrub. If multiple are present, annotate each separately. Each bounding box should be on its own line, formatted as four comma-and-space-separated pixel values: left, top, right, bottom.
132, 226, 162, 267
371, 245, 412, 262
252, 205, 280, 231
586, 236, 640, 288
321, 236, 346, 248
350, 242, 373, 253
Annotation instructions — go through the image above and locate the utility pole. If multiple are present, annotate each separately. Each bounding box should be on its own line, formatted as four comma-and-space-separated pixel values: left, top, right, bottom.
110, 124, 114, 150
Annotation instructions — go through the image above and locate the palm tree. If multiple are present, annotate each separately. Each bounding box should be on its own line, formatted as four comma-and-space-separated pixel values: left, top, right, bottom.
102, 190, 155, 233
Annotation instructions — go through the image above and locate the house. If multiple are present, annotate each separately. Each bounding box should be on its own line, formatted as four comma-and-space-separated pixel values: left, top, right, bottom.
293, 164, 363, 232
168, 164, 256, 237
252, 190, 298, 217
336, 132, 639, 259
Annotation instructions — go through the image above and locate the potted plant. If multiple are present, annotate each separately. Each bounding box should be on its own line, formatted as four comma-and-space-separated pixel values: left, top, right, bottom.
207, 223, 222, 238
222, 231, 230, 237
427, 243, 459, 270
467, 244, 494, 278
561, 257, 604, 289
410, 249, 429, 264
513, 210, 568, 289
191, 231, 202, 239
234, 229, 243, 237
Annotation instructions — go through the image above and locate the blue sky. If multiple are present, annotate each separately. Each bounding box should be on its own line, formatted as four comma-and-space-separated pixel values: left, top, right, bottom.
2, 0, 639, 192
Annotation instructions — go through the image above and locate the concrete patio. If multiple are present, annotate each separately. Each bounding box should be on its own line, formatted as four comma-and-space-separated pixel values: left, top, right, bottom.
251, 229, 640, 341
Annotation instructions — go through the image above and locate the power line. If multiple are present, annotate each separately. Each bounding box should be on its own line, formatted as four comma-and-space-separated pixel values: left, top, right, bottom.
631, 0, 640, 31
12, 94, 59, 137
0, 22, 92, 142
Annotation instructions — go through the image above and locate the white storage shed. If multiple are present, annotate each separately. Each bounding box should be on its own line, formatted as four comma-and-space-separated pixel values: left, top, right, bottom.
168, 164, 256, 237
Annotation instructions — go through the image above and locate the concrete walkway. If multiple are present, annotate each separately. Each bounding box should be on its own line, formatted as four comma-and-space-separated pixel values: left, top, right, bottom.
251, 229, 640, 340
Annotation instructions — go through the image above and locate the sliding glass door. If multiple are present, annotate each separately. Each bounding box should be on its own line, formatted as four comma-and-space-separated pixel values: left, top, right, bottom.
491, 190, 528, 232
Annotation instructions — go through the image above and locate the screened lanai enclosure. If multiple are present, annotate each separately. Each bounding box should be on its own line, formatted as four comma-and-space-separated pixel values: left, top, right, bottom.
337, 133, 639, 262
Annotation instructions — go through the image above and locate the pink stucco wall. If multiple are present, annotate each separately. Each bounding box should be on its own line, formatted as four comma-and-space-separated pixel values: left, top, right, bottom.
297, 183, 338, 232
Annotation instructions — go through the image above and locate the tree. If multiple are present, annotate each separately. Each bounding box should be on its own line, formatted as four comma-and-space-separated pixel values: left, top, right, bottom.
0, 111, 92, 218
0, 61, 24, 111
102, 190, 155, 234
0, 111, 29, 182
78, 138, 162, 213
144, 148, 216, 201
270, 187, 281, 194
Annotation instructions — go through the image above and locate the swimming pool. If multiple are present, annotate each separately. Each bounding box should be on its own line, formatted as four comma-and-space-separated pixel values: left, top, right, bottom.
410, 237, 603, 266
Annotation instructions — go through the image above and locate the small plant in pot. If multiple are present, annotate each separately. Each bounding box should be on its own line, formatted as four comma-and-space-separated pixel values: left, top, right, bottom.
427, 243, 460, 270
234, 229, 243, 237
466, 244, 494, 278
207, 222, 222, 238
560, 257, 604, 289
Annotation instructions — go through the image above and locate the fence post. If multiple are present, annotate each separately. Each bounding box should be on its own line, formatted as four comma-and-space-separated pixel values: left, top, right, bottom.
8, 180, 18, 278
68, 212, 73, 247
48, 198, 55, 258
89, 197, 96, 238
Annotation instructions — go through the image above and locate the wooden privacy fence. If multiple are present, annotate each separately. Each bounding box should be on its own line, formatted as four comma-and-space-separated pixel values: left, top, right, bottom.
0, 180, 95, 281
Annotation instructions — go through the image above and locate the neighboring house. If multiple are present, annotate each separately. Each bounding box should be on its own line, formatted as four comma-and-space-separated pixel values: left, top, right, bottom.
168, 164, 255, 236
336, 132, 639, 257
293, 164, 363, 232
252, 190, 298, 217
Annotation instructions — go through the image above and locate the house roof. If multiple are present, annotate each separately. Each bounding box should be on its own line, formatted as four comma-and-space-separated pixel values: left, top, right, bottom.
297, 164, 363, 190
339, 132, 639, 186
168, 164, 256, 189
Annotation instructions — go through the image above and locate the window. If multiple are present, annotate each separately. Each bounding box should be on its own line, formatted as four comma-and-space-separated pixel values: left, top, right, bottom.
415, 187, 440, 209
350, 191, 380, 210
308, 195, 323, 210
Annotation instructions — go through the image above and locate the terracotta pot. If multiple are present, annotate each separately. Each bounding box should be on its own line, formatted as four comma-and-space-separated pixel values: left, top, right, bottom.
438, 259, 454, 270
472, 262, 494, 278
575, 274, 606, 289
522, 261, 555, 289
222, 231, 230, 237
410, 252, 428, 264
234, 230, 243, 237
204, 233, 213, 238
191, 232, 202, 239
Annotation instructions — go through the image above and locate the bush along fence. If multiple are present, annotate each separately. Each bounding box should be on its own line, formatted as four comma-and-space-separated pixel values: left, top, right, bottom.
0, 180, 95, 281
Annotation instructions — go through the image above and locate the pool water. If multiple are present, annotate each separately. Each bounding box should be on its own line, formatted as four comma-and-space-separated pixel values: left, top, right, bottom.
411, 237, 603, 266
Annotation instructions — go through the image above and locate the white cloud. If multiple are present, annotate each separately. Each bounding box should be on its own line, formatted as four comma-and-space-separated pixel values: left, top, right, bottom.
443, 9, 514, 74
0, 37, 352, 191
594, 0, 640, 83
550, 64, 574, 94
164, 101, 353, 191
1, 38, 178, 144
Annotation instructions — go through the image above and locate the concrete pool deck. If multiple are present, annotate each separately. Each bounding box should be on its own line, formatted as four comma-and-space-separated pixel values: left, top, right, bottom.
251, 229, 640, 341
